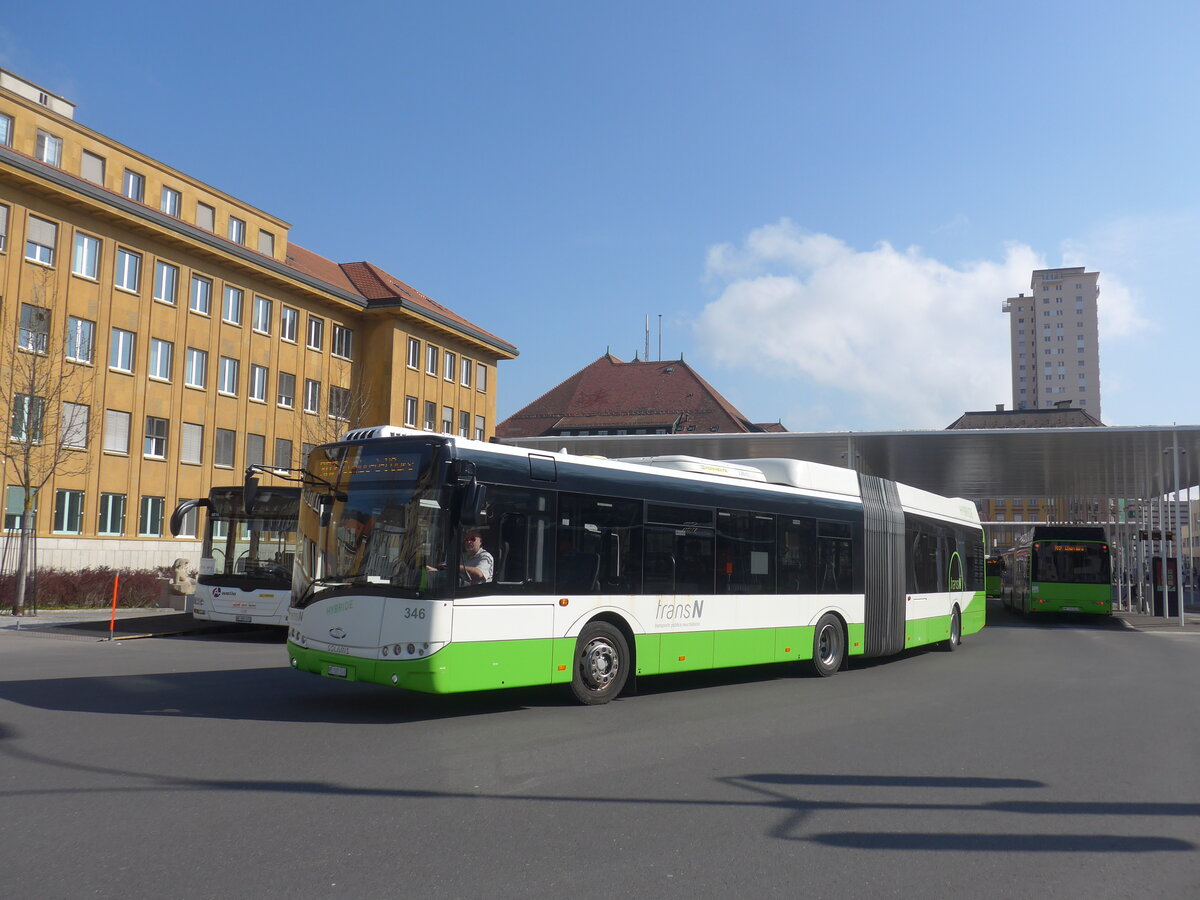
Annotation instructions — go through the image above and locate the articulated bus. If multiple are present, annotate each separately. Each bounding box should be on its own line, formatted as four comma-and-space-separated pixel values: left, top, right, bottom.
279, 427, 985, 704
1000, 525, 1112, 616
170, 485, 301, 626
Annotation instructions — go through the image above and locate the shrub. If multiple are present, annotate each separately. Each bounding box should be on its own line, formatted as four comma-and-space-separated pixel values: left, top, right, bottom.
0, 567, 169, 609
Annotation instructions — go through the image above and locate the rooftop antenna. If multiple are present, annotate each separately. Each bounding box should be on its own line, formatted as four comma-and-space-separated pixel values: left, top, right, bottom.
644, 315, 650, 362
658, 314, 662, 361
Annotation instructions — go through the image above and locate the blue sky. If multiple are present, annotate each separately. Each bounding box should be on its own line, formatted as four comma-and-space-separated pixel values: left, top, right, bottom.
4, 1, 1199, 430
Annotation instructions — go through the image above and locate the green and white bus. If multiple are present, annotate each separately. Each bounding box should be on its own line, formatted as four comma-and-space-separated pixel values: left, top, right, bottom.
1000, 525, 1112, 616
278, 427, 985, 704
170, 485, 300, 627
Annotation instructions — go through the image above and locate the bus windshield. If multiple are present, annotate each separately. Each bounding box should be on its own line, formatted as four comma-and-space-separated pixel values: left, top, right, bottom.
295, 439, 451, 603
1033, 541, 1110, 584
202, 487, 298, 583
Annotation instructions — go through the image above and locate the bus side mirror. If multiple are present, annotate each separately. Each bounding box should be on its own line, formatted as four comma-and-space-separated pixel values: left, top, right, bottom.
169, 498, 208, 537
458, 482, 487, 526
243, 473, 260, 515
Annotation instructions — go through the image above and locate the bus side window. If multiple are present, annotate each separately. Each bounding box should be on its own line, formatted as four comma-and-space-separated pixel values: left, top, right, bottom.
778, 517, 816, 594
556, 493, 642, 595
488, 486, 555, 593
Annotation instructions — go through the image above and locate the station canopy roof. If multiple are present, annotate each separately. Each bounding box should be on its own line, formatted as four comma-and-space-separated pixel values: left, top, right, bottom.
504, 425, 1200, 501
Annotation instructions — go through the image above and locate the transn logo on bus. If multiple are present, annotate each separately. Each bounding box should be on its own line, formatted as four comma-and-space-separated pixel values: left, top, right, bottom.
656, 599, 705, 625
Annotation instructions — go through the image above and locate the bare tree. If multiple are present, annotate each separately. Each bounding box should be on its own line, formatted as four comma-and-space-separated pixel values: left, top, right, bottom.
295, 360, 376, 457
0, 269, 96, 615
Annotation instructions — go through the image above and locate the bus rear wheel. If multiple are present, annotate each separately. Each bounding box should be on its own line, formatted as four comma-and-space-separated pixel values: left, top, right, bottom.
570, 621, 629, 705
809, 613, 845, 677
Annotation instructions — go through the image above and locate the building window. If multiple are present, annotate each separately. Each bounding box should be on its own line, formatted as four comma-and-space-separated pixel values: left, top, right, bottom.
215, 428, 236, 467
280, 306, 298, 342
148, 338, 173, 381
0, 113, 12, 147
249, 364, 267, 402
53, 489, 84, 534
4, 487, 36, 532
307, 316, 324, 350
304, 379, 320, 414
442, 406, 453, 433
274, 438, 292, 469
444, 351, 456, 382
10, 394, 45, 443
228, 216, 246, 245
115, 248, 141, 292
404, 396, 418, 427
461, 357, 472, 387
25, 216, 57, 265
61, 402, 89, 449
35, 130, 63, 166
258, 230, 275, 256
253, 296, 272, 333
161, 186, 182, 217
222, 286, 243, 325
109, 328, 135, 373
196, 202, 215, 232
154, 261, 178, 304
122, 169, 145, 203
246, 433, 265, 468
277, 372, 295, 408
218, 357, 239, 395
459, 411, 470, 438
332, 325, 353, 360
80, 151, 106, 185
329, 386, 350, 420
139, 496, 165, 537
426, 344, 439, 376
0, 203, 8, 251
407, 337, 420, 369
424, 401, 436, 431
477, 364, 487, 393
181, 423, 203, 465
474, 415, 485, 441
144, 416, 168, 458
98, 493, 126, 536
18, 304, 49, 353
190, 274, 212, 314
103, 410, 130, 454
185, 347, 207, 388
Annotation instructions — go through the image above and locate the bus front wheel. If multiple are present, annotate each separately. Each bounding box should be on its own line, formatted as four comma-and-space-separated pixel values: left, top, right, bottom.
570, 622, 629, 705
809, 613, 845, 677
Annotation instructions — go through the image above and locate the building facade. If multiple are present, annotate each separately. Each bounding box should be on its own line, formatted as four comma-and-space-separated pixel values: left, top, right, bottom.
0, 70, 516, 570
1002, 267, 1101, 419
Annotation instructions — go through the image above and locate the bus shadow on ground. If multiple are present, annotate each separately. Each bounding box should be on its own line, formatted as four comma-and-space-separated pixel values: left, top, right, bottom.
983, 601, 1130, 631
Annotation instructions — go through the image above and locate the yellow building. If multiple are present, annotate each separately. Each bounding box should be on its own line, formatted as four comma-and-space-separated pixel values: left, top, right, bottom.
0, 70, 516, 569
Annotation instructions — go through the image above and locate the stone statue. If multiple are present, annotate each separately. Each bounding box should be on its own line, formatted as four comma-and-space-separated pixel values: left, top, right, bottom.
168, 558, 196, 596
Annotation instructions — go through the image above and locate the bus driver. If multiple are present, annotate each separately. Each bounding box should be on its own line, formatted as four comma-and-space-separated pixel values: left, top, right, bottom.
458, 529, 494, 585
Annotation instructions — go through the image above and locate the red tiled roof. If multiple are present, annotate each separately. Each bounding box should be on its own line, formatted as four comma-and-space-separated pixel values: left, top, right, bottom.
497, 353, 781, 438
281, 249, 514, 353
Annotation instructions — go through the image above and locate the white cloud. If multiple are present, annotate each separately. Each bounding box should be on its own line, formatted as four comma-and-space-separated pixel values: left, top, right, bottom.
696, 220, 1044, 429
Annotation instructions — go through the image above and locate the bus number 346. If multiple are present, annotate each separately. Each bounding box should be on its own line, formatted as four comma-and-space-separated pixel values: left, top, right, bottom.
404, 607, 427, 620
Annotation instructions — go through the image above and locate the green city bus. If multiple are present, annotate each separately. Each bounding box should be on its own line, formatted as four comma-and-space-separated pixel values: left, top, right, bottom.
277, 427, 987, 704
1001, 525, 1112, 615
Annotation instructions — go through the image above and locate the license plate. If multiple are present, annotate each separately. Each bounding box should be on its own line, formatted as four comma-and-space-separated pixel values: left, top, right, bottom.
1061, 606, 1080, 612
235, 615, 252, 624
327, 665, 348, 678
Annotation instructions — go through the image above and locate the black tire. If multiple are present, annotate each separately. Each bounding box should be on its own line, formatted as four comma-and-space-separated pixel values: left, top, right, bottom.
570, 621, 629, 705
943, 605, 962, 651
809, 613, 844, 677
